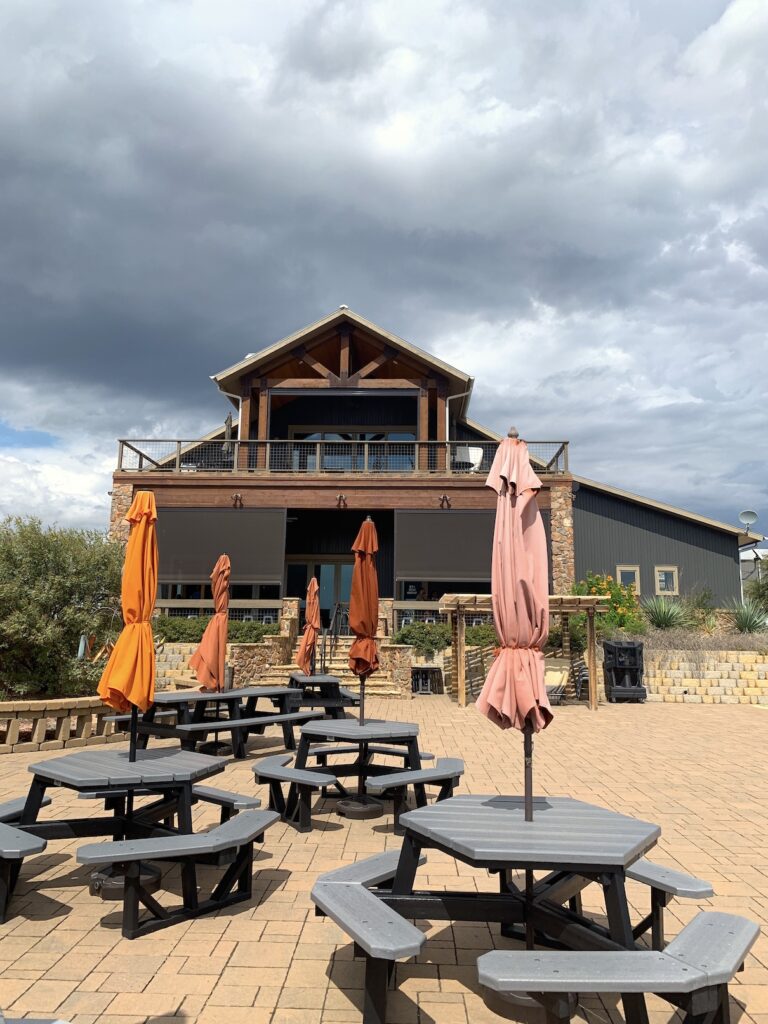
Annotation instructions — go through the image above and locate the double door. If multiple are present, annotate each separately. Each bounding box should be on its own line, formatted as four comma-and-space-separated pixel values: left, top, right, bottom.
287, 559, 353, 628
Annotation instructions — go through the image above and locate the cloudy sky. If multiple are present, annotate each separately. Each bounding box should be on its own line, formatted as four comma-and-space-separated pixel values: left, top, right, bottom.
1, 0, 766, 531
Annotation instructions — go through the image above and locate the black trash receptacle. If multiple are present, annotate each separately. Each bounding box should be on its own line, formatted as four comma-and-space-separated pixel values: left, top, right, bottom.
602, 640, 646, 703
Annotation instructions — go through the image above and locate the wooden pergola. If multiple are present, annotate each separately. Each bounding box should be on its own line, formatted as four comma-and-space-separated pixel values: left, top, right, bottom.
438, 594, 610, 711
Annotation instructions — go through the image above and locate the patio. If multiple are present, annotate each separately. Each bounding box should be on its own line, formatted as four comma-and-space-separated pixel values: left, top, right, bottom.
0, 697, 766, 1024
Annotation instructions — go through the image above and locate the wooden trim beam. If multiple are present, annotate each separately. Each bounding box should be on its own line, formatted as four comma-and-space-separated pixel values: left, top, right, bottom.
296, 346, 337, 382
237, 390, 251, 470
355, 350, 390, 380
339, 325, 350, 379
266, 377, 421, 390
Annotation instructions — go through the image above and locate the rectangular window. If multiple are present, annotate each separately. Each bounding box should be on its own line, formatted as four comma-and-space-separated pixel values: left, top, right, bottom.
655, 566, 679, 596
616, 565, 640, 593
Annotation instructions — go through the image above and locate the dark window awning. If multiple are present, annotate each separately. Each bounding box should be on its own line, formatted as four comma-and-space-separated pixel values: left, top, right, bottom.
394, 510, 494, 581
156, 509, 286, 582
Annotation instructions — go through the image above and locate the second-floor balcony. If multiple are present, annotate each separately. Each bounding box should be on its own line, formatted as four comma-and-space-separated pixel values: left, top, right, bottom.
117, 438, 569, 476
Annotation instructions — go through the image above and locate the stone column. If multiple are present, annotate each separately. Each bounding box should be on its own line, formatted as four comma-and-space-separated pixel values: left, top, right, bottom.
108, 480, 134, 542
549, 481, 575, 594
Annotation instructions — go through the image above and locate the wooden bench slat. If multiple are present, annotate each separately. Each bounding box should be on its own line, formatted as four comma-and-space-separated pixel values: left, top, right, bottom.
76, 809, 279, 865
366, 758, 464, 795
627, 859, 713, 899
0, 796, 51, 823
254, 755, 335, 789
176, 711, 322, 734
664, 911, 760, 985
0, 821, 47, 859
478, 949, 704, 994
312, 880, 425, 960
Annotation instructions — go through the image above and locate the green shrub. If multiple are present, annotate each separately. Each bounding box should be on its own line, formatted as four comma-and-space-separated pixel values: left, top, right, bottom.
572, 572, 645, 633
642, 596, 688, 629
155, 617, 279, 644
393, 622, 451, 660
0, 517, 123, 698
465, 622, 498, 648
728, 598, 767, 634
745, 575, 768, 612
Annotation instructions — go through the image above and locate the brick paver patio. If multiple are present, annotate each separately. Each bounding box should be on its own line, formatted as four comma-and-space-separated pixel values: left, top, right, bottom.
0, 697, 766, 1024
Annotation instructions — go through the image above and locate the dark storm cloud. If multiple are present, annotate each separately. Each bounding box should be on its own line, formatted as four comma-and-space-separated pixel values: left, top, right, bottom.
0, 0, 766, 527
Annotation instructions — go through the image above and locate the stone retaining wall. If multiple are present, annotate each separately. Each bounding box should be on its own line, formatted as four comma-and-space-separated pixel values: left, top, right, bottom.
644, 650, 768, 704
0, 696, 121, 754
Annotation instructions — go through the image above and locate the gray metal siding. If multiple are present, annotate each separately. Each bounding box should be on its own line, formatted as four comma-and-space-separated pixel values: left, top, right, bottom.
573, 486, 741, 603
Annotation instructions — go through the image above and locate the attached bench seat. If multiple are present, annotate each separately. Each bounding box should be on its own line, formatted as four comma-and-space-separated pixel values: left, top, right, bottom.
311, 745, 434, 763
627, 858, 714, 949
312, 851, 428, 1024
79, 784, 261, 825
0, 795, 52, 823
253, 755, 336, 833
366, 758, 464, 834
478, 911, 759, 1024
0, 820, 48, 923
77, 808, 279, 938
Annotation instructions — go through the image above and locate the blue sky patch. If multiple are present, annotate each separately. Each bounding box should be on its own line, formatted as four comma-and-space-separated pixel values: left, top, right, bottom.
0, 421, 58, 448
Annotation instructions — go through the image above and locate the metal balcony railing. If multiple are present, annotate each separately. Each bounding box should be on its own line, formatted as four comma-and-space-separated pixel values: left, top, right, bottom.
117, 439, 569, 475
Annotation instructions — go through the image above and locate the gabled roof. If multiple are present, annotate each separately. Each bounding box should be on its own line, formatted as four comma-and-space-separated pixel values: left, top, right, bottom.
575, 475, 763, 547
212, 307, 474, 404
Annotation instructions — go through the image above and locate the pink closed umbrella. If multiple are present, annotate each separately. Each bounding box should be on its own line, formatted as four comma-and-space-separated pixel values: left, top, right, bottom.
476, 429, 552, 821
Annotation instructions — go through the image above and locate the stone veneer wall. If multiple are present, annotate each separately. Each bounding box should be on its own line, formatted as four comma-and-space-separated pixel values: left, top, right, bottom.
229, 636, 293, 685
377, 643, 413, 698
644, 650, 768, 704
109, 480, 134, 542
549, 481, 575, 594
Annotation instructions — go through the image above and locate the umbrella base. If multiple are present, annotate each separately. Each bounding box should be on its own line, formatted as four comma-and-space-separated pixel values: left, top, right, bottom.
336, 796, 384, 820
89, 862, 162, 901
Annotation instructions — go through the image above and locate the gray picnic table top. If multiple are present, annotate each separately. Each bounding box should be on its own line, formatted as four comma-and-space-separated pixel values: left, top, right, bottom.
152, 686, 295, 705
27, 748, 228, 789
300, 719, 419, 742
399, 795, 660, 870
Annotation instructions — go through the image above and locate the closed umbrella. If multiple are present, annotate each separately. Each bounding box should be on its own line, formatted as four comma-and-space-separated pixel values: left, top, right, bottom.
97, 490, 158, 762
476, 430, 552, 818
348, 516, 379, 726
189, 554, 231, 691
296, 576, 320, 676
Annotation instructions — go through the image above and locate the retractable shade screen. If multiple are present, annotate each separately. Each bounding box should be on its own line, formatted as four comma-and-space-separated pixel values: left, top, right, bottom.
157, 509, 286, 582
394, 510, 495, 582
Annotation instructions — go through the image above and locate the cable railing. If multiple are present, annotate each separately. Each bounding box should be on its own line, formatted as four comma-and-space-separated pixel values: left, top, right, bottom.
117, 439, 569, 475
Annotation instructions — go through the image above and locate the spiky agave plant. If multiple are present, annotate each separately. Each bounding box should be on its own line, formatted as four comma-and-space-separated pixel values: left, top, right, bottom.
728, 598, 767, 634
642, 596, 689, 630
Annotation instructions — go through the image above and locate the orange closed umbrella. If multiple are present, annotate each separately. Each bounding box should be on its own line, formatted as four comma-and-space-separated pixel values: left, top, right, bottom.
348, 516, 379, 725
98, 491, 158, 760
476, 430, 551, 820
189, 554, 231, 691
296, 576, 320, 676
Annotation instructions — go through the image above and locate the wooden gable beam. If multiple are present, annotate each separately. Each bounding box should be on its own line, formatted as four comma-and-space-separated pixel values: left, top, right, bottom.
267, 377, 422, 390
354, 350, 391, 381
296, 344, 339, 383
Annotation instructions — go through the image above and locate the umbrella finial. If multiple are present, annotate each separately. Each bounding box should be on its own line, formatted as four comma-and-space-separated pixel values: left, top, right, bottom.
507, 426, 519, 438
365, 515, 373, 522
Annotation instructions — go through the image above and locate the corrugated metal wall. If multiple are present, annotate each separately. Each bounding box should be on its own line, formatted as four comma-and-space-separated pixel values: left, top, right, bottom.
573, 486, 741, 603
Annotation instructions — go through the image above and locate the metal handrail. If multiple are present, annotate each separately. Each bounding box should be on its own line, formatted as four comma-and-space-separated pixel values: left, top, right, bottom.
116, 438, 570, 475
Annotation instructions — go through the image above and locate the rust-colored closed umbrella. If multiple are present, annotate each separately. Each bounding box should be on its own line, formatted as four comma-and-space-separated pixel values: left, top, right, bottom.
296, 576, 320, 676
189, 554, 231, 691
476, 429, 552, 818
348, 516, 379, 726
97, 490, 158, 762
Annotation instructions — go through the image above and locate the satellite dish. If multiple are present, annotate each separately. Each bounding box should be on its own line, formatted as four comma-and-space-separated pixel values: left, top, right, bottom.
739, 510, 758, 527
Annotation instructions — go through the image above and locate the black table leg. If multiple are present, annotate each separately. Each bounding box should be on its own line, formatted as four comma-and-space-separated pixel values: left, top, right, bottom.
176, 785, 194, 834
9, 776, 48, 892
138, 706, 156, 750
280, 696, 297, 751
602, 871, 650, 1024
405, 738, 422, 772
176, 703, 195, 751
294, 735, 311, 770
392, 833, 422, 895
228, 700, 246, 760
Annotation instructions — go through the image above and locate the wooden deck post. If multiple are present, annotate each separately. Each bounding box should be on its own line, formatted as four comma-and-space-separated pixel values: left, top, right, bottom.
456, 608, 467, 708
586, 606, 598, 711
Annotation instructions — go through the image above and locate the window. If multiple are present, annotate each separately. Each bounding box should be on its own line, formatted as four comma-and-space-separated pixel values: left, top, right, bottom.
655, 566, 679, 596
616, 565, 640, 593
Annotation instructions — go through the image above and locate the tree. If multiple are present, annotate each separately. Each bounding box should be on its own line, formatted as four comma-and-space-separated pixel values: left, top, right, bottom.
0, 517, 124, 697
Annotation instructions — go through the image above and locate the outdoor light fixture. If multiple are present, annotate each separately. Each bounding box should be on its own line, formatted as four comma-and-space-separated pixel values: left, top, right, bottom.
439, 494, 451, 508
231, 493, 243, 508
336, 494, 347, 508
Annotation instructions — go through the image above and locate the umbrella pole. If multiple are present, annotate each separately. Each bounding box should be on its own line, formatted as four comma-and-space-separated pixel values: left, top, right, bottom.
129, 706, 138, 763
523, 721, 534, 821
359, 673, 366, 726
523, 720, 535, 947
